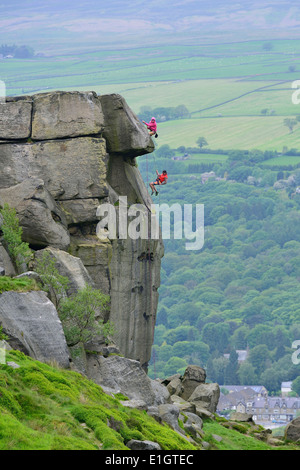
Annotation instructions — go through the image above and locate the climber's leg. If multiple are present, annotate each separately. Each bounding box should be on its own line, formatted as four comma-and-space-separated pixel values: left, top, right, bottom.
150, 181, 158, 195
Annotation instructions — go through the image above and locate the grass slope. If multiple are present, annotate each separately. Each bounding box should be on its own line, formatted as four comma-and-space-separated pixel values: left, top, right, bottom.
0, 350, 298, 450
0, 350, 196, 451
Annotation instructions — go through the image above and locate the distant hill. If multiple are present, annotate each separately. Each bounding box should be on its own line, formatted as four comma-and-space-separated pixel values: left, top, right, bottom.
1, 0, 300, 50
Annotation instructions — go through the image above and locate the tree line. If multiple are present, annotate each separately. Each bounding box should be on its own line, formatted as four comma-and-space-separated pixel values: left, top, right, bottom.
0, 44, 35, 58
138, 104, 190, 123
140, 168, 300, 395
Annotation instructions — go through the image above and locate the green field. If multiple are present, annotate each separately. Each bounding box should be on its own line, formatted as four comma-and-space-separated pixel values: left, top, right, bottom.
156, 116, 300, 151
3, 38, 300, 152
261, 155, 300, 166
183, 152, 228, 163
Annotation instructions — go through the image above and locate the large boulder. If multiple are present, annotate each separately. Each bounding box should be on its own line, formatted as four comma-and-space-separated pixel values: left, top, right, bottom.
179, 411, 203, 439
0, 290, 70, 368
100, 94, 154, 157
31, 91, 104, 140
188, 383, 220, 413
0, 179, 70, 250
158, 404, 185, 436
179, 365, 206, 401
285, 417, 300, 442
230, 412, 254, 423
85, 355, 169, 407
0, 99, 32, 140
126, 440, 161, 451
34, 247, 95, 296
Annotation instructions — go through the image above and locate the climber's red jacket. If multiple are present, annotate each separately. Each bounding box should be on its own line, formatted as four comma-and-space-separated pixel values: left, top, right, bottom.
158, 173, 168, 183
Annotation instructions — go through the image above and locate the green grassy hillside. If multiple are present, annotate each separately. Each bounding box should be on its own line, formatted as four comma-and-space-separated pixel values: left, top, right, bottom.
0, 350, 195, 451
0, 350, 298, 450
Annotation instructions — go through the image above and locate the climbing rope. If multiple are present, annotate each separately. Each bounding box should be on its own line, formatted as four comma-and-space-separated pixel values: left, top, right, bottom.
145, 150, 158, 378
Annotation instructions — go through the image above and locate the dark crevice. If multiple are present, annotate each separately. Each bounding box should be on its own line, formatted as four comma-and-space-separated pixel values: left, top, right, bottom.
137, 252, 154, 262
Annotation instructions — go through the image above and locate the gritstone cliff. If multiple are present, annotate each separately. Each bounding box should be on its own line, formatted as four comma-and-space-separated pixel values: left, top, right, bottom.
0, 91, 164, 372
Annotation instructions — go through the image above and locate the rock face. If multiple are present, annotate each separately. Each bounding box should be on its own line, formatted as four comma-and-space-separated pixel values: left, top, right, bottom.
86, 354, 168, 407
0, 179, 70, 250
0, 137, 109, 202
34, 247, 95, 296
163, 365, 220, 415
100, 93, 154, 157
0, 291, 70, 368
81, 359, 217, 447
0, 91, 161, 371
31, 91, 104, 140
0, 99, 32, 139
188, 383, 220, 414
179, 365, 206, 401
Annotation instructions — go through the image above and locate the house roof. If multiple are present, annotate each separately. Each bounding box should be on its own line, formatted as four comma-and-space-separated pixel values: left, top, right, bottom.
222, 385, 267, 394
218, 394, 300, 412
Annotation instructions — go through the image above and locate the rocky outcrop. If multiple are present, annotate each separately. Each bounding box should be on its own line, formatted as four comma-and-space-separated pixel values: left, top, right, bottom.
100, 93, 154, 157
90, 359, 219, 446
285, 417, 300, 443
0, 99, 32, 139
0, 136, 109, 202
86, 354, 169, 407
0, 179, 70, 250
0, 91, 232, 450
31, 91, 104, 140
0, 290, 70, 368
162, 366, 220, 417
126, 440, 161, 451
179, 364, 207, 400
188, 383, 220, 414
34, 247, 95, 296
0, 90, 161, 371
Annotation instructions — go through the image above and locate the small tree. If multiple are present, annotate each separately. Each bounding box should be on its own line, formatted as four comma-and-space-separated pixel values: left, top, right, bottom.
58, 285, 112, 347
284, 118, 298, 133
0, 203, 32, 273
196, 136, 208, 149
155, 144, 173, 158
262, 42, 273, 51
0, 325, 8, 341
34, 251, 70, 309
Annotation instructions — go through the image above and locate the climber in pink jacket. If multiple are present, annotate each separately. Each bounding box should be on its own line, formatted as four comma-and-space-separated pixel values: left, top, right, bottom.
142, 117, 158, 138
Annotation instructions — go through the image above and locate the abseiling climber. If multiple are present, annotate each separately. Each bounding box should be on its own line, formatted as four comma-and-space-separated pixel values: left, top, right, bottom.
142, 117, 168, 197
142, 117, 158, 138
150, 169, 168, 196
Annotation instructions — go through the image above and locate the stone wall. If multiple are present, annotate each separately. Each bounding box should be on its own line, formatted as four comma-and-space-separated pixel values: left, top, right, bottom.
0, 91, 163, 370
